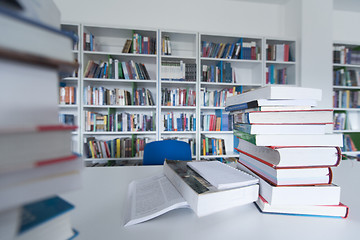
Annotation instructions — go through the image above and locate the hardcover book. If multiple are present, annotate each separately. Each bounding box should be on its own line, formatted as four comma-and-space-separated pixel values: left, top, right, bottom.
225, 86, 322, 107
164, 160, 259, 217
237, 161, 341, 205
256, 195, 348, 219
237, 152, 333, 186
234, 136, 341, 168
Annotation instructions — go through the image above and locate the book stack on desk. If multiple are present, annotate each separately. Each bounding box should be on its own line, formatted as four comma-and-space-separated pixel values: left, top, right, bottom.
225, 85, 349, 218
0, 2, 82, 239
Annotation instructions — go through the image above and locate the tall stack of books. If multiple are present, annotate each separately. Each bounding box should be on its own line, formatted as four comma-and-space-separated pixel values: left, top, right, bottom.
0, 2, 82, 239
225, 85, 349, 218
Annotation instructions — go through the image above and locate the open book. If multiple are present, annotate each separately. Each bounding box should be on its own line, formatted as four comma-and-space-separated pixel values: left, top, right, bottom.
123, 175, 189, 227
124, 160, 259, 226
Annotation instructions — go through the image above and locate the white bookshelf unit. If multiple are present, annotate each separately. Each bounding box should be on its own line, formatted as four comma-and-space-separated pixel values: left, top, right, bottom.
332, 42, 360, 157
62, 23, 298, 165
159, 30, 198, 158
81, 24, 158, 166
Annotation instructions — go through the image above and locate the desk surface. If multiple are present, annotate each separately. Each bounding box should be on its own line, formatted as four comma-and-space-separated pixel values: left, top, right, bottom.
61, 160, 360, 240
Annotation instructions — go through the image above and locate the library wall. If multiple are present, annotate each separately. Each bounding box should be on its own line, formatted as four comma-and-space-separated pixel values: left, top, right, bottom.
53, 0, 290, 38
333, 10, 360, 41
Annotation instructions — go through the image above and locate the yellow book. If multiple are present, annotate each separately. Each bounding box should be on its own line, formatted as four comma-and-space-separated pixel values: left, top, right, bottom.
116, 138, 121, 158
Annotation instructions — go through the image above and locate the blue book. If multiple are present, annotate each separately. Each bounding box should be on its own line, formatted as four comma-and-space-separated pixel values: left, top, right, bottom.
16, 196, 76, 240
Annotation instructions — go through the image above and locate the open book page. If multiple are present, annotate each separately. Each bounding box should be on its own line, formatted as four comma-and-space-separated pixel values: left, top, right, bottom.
124, 175, 189, 227
187, 161, 259, 190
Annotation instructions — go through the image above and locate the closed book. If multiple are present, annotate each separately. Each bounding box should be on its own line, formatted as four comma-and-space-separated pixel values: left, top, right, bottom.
237, 151, 333, 186
234, 137, 341, 168
0, 6, 75, 63
237, 162, 341, 206
163, 160, 259, 217
0, 125, 77, 174
232, 109, 333, 124
0, 156, 83, 212
0, 59, 60, 129
256, 195, 349, 219
233, 123, 332, 135
233, 130, 343, 147
225, 99, 317, 112
225, 86, 322, 107
15, 196, 75, 240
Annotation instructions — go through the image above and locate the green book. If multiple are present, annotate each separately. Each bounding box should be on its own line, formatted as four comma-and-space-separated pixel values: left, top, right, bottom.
233, 129, 257, 145
118, 61, 124, 79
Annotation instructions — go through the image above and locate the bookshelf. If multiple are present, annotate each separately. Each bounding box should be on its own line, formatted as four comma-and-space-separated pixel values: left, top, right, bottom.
81, 24, 158, 165
265, 38, 297, 85
59, 23, 81, 154
159, 30, 198, 158
332, 42, 360, 157
62, 23, 298, 165
198, 33, 264, 160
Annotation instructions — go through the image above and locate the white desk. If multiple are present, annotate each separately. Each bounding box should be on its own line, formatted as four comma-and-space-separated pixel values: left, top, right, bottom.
61, 160, 360, 240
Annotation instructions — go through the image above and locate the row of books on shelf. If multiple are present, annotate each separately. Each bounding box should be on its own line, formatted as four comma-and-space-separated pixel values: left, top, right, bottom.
83, 86, 155, 106
84, 59, 150, 80
161, 88, 196, 106
161, 35, 171, 55
162, 112, 196, 131
333, 68, 360, 86
266, 43, 292, 62
84, 136, 148, 159
200, 87, 241, 107
333, 112, 347, 130
200, 135, 227, 156
200, 112, 233, 131
161, 61, 196, 81
333, 89, 360, 108
123, 33, 156, 54
59, 85, 76, 105
83, 32, 95, 51
266, 65, 288, 85
201, 61, 233, 83
85, 110, 155, 132
201, 39, 260, 60
333, 45, 360, 65
342, 134, 358, 152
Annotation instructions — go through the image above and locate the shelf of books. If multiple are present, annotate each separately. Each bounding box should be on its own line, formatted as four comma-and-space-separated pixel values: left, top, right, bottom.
333, 42, 360, 157
198, 33, 264, 160
59, 23, 81, 154
265, 38, 297, 85
159, 30, 198, 158
81, 24, 158, 166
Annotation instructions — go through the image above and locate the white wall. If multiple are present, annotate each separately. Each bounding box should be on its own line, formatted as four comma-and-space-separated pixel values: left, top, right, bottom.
333, 10, 360, 42
54, 0, 290, 38
300, 0, 333, 108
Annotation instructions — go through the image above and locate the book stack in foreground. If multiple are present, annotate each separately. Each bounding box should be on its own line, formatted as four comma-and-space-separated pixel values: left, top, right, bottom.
0, 2, 82, 239
225, 85, 349, 218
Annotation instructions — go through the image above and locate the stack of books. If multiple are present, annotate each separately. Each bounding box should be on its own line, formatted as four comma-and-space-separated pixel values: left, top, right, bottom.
225, 85, 349, 218
0, 2, 82, 239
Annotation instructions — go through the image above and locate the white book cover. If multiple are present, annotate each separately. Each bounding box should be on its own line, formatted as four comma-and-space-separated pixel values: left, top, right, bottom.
187, 161, 258, 190
225, 86, 322, 107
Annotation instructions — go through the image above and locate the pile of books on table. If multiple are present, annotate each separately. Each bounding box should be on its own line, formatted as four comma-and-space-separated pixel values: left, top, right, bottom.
0, 2, 82, 239
225, 85, 349, 219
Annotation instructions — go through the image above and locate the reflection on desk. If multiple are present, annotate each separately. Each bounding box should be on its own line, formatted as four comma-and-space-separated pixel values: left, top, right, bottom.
61, 160, 360, 240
